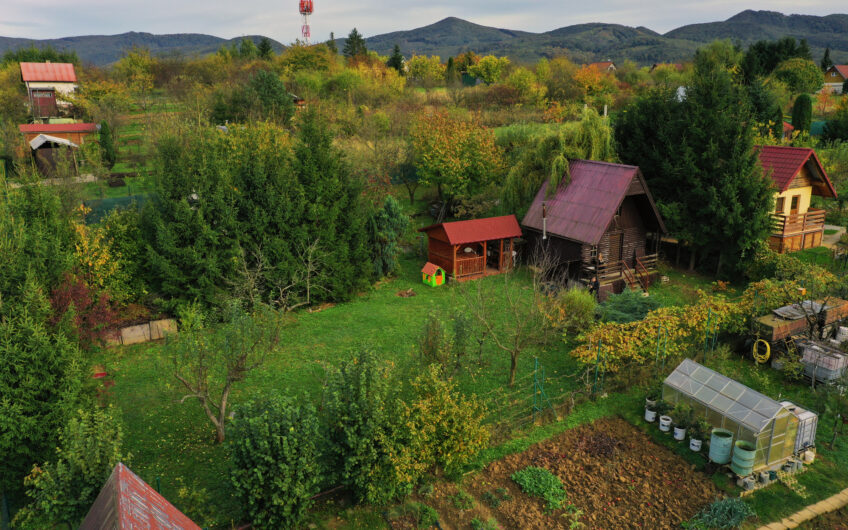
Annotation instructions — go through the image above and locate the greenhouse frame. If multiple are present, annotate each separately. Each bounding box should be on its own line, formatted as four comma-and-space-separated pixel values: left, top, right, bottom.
663, 359, 805, 472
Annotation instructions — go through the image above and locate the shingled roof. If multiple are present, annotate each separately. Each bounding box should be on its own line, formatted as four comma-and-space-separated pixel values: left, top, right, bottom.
757, 145, 837, 197
80, 463, 200, 530
521, 160, 666, 245
20, 62, 77, 83
418, 215, 522, 246
827, 65, 848, 79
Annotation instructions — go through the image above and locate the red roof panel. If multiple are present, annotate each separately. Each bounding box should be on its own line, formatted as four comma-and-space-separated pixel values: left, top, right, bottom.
20, 62, 77, 83
831, 65, 848, 79
756, 145, 836, 197
419, 215, 522, 246
80, 463, 201, 530
422, 262, 442, 275
19, 123, 98, 134
522, 160, 665, 245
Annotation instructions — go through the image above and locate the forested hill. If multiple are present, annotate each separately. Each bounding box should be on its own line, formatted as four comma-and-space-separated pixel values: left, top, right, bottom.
0, 33, 284, 65
2, 10, 847, 66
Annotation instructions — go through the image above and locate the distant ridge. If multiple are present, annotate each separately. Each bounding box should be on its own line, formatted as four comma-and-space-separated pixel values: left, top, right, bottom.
2, 10, 847, 66
0, 32, 285, 65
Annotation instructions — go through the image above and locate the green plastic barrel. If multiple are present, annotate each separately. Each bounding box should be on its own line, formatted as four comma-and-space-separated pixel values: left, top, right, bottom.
709, 428, 734, 465
730, 440, 756, 477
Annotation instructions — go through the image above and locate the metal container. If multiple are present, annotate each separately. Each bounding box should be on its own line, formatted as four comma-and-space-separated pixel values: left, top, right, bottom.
709, 428, 734, 465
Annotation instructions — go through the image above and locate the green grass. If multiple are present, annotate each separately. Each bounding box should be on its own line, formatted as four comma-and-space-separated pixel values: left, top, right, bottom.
824, 229, 839, 235
95, 256, 579, 526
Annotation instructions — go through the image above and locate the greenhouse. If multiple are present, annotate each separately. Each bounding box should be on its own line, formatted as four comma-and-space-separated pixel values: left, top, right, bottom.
663, 359, 808, 472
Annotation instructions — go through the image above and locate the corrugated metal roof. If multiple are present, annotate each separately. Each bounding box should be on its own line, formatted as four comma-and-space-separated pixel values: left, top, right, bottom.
79, 463, 201, 530
29, 134, 78, 150
664, 359, 786, 433
418, 215, 522, 246
19, 123, 98, 134
521, 160, 665, 245
757, 145, 837, 198
20, 62, 77, 82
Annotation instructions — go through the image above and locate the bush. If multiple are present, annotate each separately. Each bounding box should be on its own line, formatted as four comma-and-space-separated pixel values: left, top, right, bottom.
791, 94, 813, 133
543, 288, 597, 336
450, 490, 475, 510
599, 288, 660, 323
369, 195, 409, 278
686, 498, 755, 529
511, 466, 566, 512
14, 407, 125, 528
229, 397, 321, 528
471, 517, 501, 530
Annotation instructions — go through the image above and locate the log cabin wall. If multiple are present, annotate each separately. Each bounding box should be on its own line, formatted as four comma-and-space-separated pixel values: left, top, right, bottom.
427, 234, 454, 273
596, 197, 647, 267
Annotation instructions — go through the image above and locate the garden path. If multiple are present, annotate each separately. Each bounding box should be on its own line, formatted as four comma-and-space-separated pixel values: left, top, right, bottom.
758, 486, 848, 529
822, 224, 846, 249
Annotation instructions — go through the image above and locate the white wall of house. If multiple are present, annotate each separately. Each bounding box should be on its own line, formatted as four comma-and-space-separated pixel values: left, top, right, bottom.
26, 81, 77, 96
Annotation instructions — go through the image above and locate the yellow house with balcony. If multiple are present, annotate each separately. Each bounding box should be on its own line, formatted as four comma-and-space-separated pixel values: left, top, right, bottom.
757, 146, 838, 253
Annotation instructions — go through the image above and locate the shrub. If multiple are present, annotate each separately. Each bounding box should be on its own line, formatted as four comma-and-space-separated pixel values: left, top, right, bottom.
50, 273, 118, 348
686, 498, 755, 529
419, 313, 449, 365
99, 120, 116, 169
471, 517, 501, 530
14, 407, 125, 528
229, 397, 321, 528
543, 288, 597, 336
511, 466, 566, 511
369, 195, 410, 278
599, 288, 660, 324
450, 490, 475, 510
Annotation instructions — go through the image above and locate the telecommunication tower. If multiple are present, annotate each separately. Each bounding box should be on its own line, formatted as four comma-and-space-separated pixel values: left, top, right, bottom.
299, 0, 314, 44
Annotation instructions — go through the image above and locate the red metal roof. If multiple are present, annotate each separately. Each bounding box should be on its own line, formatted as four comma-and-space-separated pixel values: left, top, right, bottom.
19, 123, 98, 134
419, 215, 522, 246
521, 160, 666, 245
757, 145, 837, 197
829, 65, 848, 79
20, 62, 77, 83
80, 463, 201, 530
588, 61, 614, 71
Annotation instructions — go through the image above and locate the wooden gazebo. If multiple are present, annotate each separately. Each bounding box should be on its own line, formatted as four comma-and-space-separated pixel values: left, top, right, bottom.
418, 215, 522, 282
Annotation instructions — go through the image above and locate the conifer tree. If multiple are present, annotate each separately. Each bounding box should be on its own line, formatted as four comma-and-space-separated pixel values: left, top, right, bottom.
821, 47, 833, 71
257, 37, 274, 60
326, 32, 338, 55
343, 28, 367, 59
386, 44, 404, 73
99, 120, 116, 169
792, 94, 813, 133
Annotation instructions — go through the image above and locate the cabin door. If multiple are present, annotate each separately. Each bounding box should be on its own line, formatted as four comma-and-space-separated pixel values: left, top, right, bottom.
607, 232, 623, 263
31, 89, 57, 118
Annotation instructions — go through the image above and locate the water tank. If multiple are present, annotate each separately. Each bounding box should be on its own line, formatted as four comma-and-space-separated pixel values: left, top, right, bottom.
709, 428, 733, 465
730, 440, 756, 476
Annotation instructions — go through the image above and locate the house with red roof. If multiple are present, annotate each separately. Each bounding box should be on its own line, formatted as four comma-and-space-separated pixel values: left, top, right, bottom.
521, 160, 666, 299
588, 61, 616, 73
418, 215, 522, 281
757, 145, 837, 253
822, 65, 848, 94
20, 62, 78, 119
80, 463, 200, 530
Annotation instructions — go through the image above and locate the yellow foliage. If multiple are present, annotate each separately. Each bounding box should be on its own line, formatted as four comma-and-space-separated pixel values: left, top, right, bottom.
71, 205, 119, 291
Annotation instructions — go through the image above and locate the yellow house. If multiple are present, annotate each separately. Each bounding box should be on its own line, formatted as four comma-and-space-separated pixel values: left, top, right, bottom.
758, 146, 838, 253
822, 65, 847, 94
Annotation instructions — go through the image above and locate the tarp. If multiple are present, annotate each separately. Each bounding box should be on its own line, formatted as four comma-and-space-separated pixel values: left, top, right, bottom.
29, 134, 78, 150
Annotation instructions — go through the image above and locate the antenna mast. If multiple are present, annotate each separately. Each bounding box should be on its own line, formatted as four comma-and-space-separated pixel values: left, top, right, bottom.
299, 1, 313, 44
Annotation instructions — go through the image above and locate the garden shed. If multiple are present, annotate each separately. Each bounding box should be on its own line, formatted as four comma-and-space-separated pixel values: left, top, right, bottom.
663, 359, 808, 472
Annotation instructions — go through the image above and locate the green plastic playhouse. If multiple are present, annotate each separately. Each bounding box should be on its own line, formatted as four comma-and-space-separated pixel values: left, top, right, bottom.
422, 262, 446, 287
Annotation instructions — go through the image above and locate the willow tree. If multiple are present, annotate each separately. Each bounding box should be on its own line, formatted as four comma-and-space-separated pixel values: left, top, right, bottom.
502, 108, 615, 216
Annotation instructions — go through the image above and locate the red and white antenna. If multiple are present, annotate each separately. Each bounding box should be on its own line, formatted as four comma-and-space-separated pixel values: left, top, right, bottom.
299, 0, 313, 44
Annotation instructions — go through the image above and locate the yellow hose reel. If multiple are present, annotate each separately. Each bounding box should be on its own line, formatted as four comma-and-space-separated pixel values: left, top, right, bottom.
753, 339, 771, 364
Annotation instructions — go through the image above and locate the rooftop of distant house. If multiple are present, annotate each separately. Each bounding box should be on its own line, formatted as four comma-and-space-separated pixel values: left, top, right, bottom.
19, 62, 77, 83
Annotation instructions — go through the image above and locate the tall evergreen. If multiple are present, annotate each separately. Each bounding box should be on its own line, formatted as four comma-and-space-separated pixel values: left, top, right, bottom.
342, 28, 367, 59
326, 32, 338, 55
386, 44, 404, 72
821, 47, 833, 71
99, 120, 116, 169
792, 94, 813, 133
257, 37, 274, 60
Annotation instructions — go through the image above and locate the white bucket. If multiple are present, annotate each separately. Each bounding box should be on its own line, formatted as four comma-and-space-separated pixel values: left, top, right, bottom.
659, 415, 672, 432
673, 426, 687, 441
690, 438, 703, 452
645, 408, 657, 422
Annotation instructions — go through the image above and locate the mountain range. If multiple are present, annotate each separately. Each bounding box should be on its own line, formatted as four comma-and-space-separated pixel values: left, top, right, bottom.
2, 10, 847, 66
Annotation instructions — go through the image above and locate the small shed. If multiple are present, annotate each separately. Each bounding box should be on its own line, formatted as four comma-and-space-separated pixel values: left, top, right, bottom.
80, 462, 200, 529
663, 359, 807, 472
421, 262, 445, 287
418, 215, 522, 281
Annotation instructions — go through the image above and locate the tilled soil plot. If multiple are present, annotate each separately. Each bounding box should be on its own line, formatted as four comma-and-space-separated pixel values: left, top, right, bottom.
421, 417, 718, 530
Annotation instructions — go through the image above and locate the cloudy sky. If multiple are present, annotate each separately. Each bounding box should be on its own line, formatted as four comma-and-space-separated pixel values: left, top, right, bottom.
1, 1, 845, 42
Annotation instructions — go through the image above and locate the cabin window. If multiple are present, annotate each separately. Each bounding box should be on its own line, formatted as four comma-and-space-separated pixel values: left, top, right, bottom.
790, 195, 800, 214
775, 197, 784, 214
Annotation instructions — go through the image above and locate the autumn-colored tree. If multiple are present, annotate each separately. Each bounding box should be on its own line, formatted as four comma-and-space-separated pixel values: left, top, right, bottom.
468, 55, 510, 85
406, 55, 445, 87
772, 57, 824, 94
573, 64, 618, 108
113, 47, 155, 97
410, 111, 502, 202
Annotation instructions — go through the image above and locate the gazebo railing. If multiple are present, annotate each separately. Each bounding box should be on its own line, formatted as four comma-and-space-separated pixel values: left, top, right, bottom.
455, 256, 485, 278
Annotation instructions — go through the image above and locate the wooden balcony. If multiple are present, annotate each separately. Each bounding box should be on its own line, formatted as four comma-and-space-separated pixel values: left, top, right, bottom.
771, 208, 826, 237
769, 209, 826, 253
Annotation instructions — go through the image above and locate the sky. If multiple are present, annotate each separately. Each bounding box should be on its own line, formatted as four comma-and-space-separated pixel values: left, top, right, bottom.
0, 1, 845, 42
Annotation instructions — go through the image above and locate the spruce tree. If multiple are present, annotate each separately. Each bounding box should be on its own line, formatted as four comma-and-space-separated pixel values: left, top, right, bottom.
386, 44, 404, 72
257, 37, 273, 60
821, 47, 833, 71
792, 94, 813, 133
343, 28, 367, 59
99, 120, 116, 169
326, 32, 338, 54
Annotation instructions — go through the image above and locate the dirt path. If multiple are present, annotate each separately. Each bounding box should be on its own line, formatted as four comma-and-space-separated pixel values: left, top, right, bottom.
822, 224, 846, 249
758, 487, 848, 529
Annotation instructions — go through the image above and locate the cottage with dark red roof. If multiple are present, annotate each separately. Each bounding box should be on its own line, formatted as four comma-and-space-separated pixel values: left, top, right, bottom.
521, 160, 666, 299
20, 62, 78, 119
757, 145, 837, 253
588, 61, 616, 73
418, 215, 522, 281
822, 65, 848, 94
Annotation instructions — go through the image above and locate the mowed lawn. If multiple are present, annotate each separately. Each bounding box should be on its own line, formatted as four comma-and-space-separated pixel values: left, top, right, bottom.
94, 255, 580, 525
